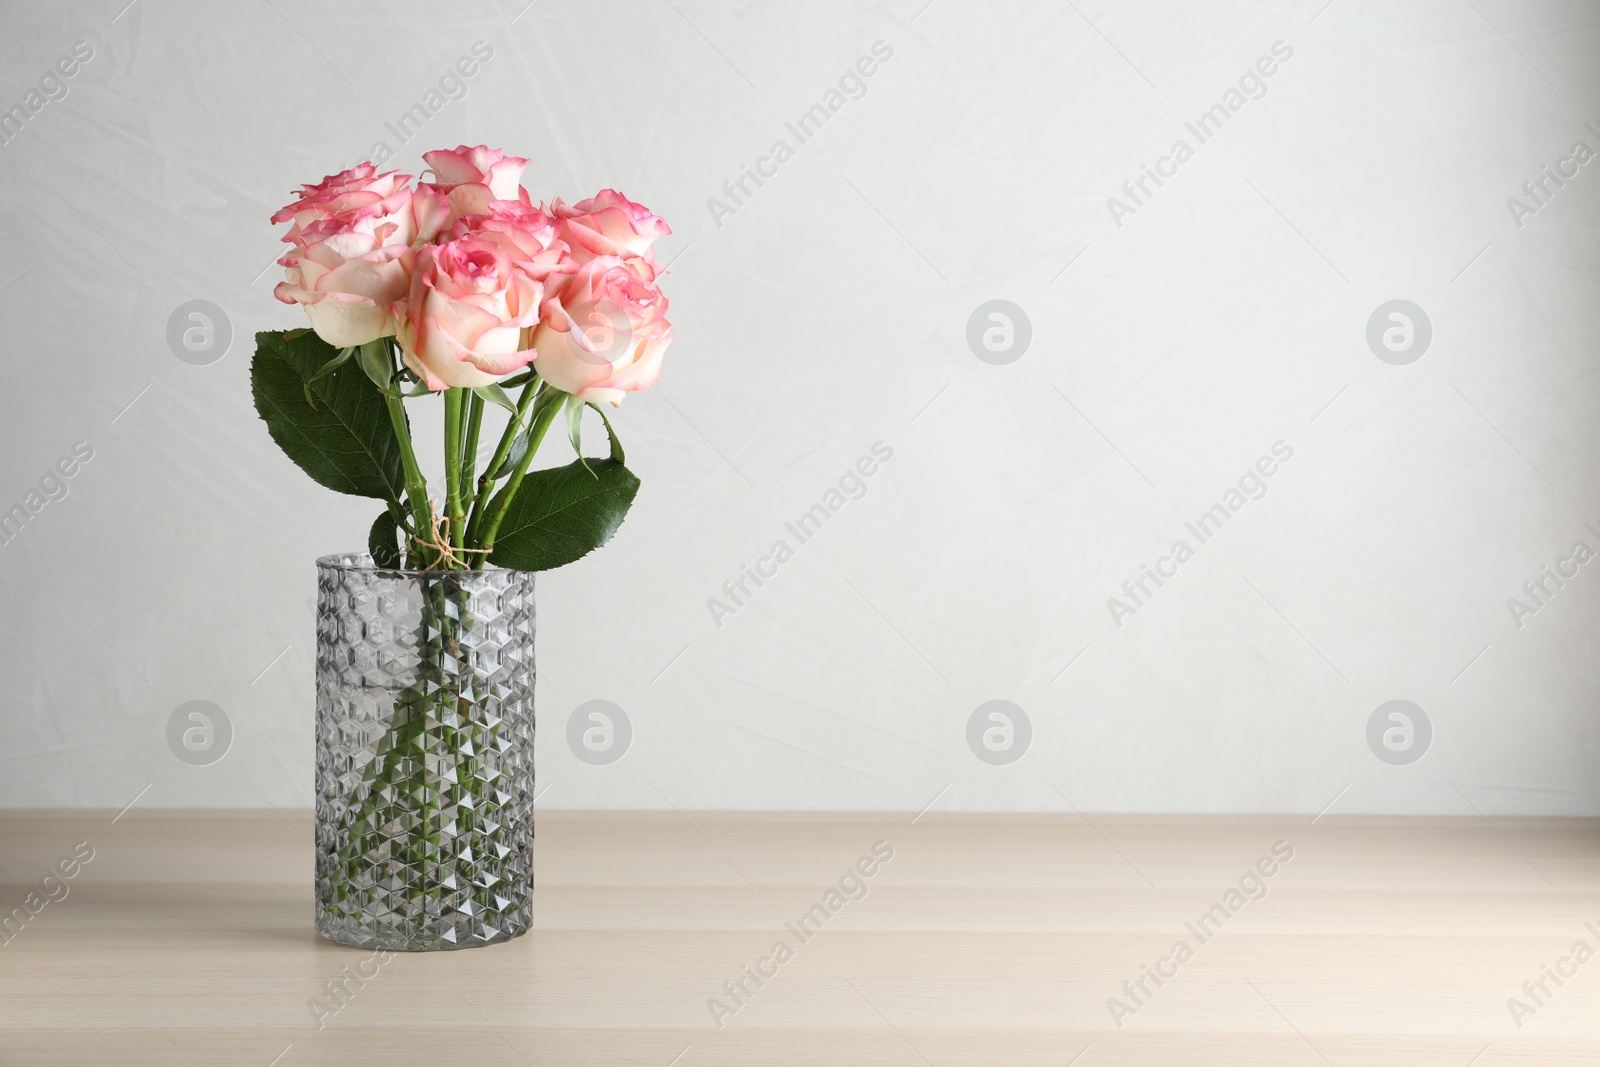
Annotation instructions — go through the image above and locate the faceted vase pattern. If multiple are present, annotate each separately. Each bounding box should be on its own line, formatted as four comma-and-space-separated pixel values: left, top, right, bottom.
314, 554, 536, 951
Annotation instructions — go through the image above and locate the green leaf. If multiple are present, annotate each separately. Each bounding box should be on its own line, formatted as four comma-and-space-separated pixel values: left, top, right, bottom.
587, 402, 626, 464
356, 340, 393, 391
564, 394, 593, 476
368, 507, 404, 569
491, 385, 563, 480
250, 330, 407, 500
492, 430, 530, 481
473, 383, 517, 414
486, 459, 640, 571
307, 345, 356, 383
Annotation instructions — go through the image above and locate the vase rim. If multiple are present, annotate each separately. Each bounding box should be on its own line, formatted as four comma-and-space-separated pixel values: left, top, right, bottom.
315, 552, 533, 579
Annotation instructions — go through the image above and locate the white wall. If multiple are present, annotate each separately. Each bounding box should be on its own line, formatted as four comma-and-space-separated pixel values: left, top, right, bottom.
1, 0, 1596, 815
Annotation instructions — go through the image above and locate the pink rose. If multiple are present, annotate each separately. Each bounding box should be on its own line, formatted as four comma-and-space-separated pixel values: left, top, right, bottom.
451, 200, 576, 286
553, 189, 671, 280
273, 164, 408, 243
422, 145, 530, 221
396, 237, 542, 391
274, 225, 411, 348
531, 256, 672, 407
272, 164, 449, 347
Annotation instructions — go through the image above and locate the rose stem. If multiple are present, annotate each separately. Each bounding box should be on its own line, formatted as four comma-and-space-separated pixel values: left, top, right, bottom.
461, 390, 484, 533
442, 388, 467, 560
465, 379, 541, 548
477, 395, 563, 553
382, 346, 434, 568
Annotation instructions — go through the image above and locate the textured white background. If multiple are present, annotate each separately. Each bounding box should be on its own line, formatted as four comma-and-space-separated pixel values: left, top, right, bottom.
1, 0, 1596, 814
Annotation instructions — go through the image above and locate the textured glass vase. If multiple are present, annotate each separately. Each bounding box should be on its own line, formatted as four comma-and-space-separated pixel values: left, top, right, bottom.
314, 554, 536, 951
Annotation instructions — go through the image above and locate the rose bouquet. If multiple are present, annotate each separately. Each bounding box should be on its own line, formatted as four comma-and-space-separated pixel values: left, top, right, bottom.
259, 145, 671, 570
253, 146, 672, 950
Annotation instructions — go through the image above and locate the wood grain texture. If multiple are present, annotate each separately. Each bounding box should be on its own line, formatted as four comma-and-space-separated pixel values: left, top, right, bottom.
1, 811, 1597, 1065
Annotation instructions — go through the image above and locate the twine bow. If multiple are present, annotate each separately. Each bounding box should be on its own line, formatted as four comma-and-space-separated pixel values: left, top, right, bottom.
410, 500, 491, 571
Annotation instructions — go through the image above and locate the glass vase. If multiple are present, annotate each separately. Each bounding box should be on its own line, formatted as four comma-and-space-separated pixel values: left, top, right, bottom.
313, 553, 536, 951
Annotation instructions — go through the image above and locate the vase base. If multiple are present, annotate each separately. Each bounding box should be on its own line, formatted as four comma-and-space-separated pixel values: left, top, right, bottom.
315, 912, 531, 952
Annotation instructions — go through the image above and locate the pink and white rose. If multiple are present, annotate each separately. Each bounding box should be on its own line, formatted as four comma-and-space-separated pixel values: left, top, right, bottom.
274, 164, 407, 242
397, 237, 543, 391
553, 189, 671, 280
531, 256, 672, 407
422, 145, 530, 221
450, 200, 576, 286
271, 152, 674, 400
274, 228, 411, 348
271, 164, 449, 346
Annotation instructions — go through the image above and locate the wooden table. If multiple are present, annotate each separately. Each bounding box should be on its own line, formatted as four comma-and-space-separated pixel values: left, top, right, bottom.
1, 811, 1597, 1065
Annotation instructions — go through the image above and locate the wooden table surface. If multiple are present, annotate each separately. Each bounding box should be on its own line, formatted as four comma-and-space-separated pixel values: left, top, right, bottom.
1, 811, 1597, 1065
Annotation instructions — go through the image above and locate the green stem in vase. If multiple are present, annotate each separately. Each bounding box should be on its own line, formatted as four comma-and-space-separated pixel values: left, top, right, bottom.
330, 572, 503, 931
